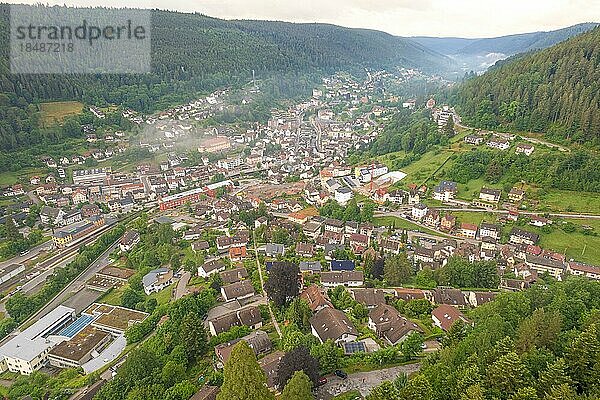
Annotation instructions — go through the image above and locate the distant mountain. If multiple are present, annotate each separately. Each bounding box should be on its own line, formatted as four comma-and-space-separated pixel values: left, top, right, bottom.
456, 22, 599, 55
412, 23, 598, 72
451, 26, 600, 145
0, 4, 456, 153
409, 37, 478, 55
0, 6, 454, 107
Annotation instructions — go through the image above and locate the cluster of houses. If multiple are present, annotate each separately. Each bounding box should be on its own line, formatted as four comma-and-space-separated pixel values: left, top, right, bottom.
464, 130, 535, 156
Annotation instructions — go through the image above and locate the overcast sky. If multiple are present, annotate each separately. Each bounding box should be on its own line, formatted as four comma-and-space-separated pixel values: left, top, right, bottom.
7, 0, 600, 37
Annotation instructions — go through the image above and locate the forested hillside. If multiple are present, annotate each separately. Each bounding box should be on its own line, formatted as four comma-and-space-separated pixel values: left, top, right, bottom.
0, 5, 453, 154
451, 26, 600, 145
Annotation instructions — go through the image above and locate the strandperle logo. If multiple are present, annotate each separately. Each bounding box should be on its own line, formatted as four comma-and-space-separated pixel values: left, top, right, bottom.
14, 19, 147, 46
10, 5, 151, 74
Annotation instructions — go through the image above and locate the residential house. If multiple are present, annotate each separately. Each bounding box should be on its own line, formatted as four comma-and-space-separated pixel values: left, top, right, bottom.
229, 246, 247, 262
515, 143, 534, 156
459, 223, 478, 239
440, 214, 456, 232
431, 287, 467, 306
432, 181, 458, 202
221, 280, 255, 302
509, 228, 539, 245
219, 267, 249, 284
432, 304, 470, 331
368, 304, 423, 345
350, 289, 386, 308
411, 203, 428, 221
479, 223, 501, 240
567, 262, 600, 281
207, 306, 262, 336
479, 188, 501, 204
119, 230, 140, 252
300, 285, 332, 312
142, 268, 174, 295
330, 260, 355, 271
508, 188, 525, 202
265, 243, 285, 258
310, 307, 358, 345
295, 243, 314, 257
464, 134, 484, 145
199, 259, 226, 278
299, 261, 322, 274
320, 271, 364, 287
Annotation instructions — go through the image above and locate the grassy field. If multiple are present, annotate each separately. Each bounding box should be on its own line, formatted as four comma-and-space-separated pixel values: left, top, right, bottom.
452, 211, 498, 225
148, 283, 174, 305
537, 190, 600, 214
40, 101, 84, 127
534, 220, 600, 264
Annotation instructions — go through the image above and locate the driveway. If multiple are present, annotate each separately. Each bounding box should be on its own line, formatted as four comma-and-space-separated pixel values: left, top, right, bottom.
315, 363, 421, 400
174, 271, 191, 300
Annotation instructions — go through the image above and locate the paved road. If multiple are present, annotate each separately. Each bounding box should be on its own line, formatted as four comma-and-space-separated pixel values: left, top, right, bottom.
174, 271, 191, 300
18, 239, 120, 329
433, 208, 600, 220
315, 363, 421, 400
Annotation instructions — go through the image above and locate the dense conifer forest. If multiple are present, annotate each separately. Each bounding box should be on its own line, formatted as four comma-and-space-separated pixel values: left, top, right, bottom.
451, 27, 600, 145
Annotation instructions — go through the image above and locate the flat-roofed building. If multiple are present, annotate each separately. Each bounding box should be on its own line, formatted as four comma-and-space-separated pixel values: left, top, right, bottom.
84, 303, 148, 335
72, 168, 111, 186
0, 305, 75, 375
48, 327, 111, 369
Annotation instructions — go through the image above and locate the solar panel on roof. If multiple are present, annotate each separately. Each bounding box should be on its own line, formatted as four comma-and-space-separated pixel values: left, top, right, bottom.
58, 314, 95, 338
343, 341, 366, 354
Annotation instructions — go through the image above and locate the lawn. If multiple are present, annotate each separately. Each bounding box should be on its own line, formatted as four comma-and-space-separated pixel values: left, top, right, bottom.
534, 220, 600, 264
148, 283, 174, 306
452, 211, 498, 225
40, 101, 84, 127
536, 190, 600, 214
98, 282, 174, 307
98, 285, 127, 306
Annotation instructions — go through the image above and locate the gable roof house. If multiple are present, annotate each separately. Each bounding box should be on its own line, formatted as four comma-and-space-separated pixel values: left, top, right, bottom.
265, 243, 285, 258
207, 306, 263, 336
299, 261, 322, 274
431, 287, 468, 307
330, 260, 356, 271
432, 304, 470, 331
368, 304, 423, 345
320, 271, 364, 287
142, 268, 173, 295
350, 288, 386, 308
119, 230, 140, 252
300, 284, 332, 312
214, 330, 272, 367
219, 267, 249, 284
198, 259, 226, 278
221, 280, 255, 302
296, 242, 315, 257
310, 307, 358, 345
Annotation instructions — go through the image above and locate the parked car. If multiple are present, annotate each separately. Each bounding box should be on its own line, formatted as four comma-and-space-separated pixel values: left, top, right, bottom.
334, 370, 348, 379
317, 377, 328, 386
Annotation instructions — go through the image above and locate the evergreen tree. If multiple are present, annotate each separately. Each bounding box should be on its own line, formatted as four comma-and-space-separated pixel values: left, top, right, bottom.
383, 253, 413, 286
217, 341, 274, 400
281, 371, 314, 400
